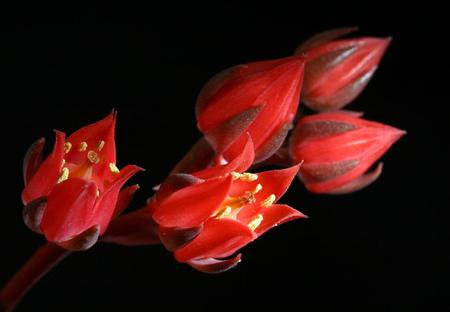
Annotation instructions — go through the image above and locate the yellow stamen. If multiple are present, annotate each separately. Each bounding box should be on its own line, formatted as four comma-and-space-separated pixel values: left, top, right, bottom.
79, 141, 88, 152
248, 214, 264, 231
230, 171, 258, 181
215, 206, 232, 219
87, 150, 100, 164
109, 163, 120, 173
260, 194, 276, 208
253, 183, 263, 194
64, 142, 72, 153
57, 167, 69, 184
96, 140, 105, 151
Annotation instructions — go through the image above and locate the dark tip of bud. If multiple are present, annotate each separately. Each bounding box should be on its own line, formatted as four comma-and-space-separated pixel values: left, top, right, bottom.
158, 225, 203, 252
22, 197, 47, 234
188, 254, 242, 274
57, 224, 100, 251
327, 162, 384, 195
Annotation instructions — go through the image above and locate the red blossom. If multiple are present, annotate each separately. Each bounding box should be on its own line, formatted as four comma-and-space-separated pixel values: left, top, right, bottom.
150, 137, 306, 273
21, 112, 142, 250
196, 56, 305, 163
289, 111, 405, 194
295, 27, 391, 111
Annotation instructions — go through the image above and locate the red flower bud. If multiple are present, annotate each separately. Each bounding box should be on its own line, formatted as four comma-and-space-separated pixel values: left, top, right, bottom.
196, 56, 305, 163
289, 112, 405, 194
295, 27, 391, 111
21, 112, 142, 249
150, 137, 306, 273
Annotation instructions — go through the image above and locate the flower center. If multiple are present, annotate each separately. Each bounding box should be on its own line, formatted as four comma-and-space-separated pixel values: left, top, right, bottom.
56, 139, 120, 192
214, 171, 276, 231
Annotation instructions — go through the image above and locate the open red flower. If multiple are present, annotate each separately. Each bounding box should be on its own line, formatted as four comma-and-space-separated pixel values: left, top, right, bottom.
21, 112, 142, 250
295, 27, 391, 111
150, 137, 306, 273
196, 56, 305, 163
289, 111, 405, 194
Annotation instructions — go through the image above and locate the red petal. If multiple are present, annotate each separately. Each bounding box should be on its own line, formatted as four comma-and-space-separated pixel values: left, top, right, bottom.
175, 219, 256, 262
65, 112, 117, 181
22, 131, 66, 204
92, 165, 142, 235
154, 174, 204, 205
153, 175, 233, 228
193, 135, 254, 179
254, 204, 307, 237
40, 178, 98, 242
23, 137, 46, 186
188, 254, 242, 273
112, 184, 140, 218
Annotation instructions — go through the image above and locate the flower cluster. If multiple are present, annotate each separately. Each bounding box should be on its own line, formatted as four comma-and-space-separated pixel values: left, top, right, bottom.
19, 27, 404, 273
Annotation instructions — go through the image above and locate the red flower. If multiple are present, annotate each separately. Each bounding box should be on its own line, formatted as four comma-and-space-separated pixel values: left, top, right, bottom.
196, 56, 305, 163
289, 111, 405, 194
295, 27, 391, 111
21, 112, 142, 250
150, 137, 306, 273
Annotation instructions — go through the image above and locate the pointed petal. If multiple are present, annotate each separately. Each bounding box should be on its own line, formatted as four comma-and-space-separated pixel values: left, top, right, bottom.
326, 162, 383, 194
57, 224, 100, 251
92, 165, 143, 235
158, 225, 203, 251
112, 184, 140, 218
233, 164, 301, 220
254, 204, 307, 237
155, 173, 203, 204
22, 197, 47, 234
103, 208, 160, 246
40, 178, 98, 242
153, 175, 233, 228
295, 27, 359, 53
23, 137, 46, 186
175, 219, 256, 262
22, 131, 66, 205
204, 105, 262, 154
193, 135, 254, 179
188, 254, 242, 274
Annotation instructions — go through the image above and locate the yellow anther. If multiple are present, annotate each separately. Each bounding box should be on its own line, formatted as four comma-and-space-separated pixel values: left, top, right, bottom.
96, 140, 105, 151
230, 171, 258, 182
253, 183, 263, 194
109, 163, 120, 173
79, 141, 88, 152
215, 206, 232, 219
87, 150, 100, 164
240, 172, 258, 181
64, 142, 72, 153
260, 194, 276, 208
57, 167, 69, 184
248, 214, 264, 231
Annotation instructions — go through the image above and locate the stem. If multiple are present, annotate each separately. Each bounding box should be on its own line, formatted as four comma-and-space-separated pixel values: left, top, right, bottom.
0, 243, 70, 312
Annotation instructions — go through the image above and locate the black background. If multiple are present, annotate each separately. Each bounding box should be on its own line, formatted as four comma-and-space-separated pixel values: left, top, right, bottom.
1, 3, 449, 311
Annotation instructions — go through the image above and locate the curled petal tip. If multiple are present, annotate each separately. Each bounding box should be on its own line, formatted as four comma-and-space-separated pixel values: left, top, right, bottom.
57, 224, 100, 251
22, 197, 47, 234
23, 137, 46, 186
326, 162, 384, 195
188, 254, 242, 274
